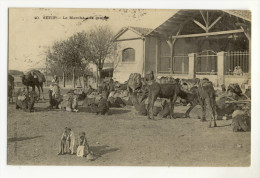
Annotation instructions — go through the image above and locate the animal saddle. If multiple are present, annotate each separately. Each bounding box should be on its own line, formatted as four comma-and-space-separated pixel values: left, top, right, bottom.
128, 73, 142, 91
199, 79, 212, 87
17, 95, 26, 101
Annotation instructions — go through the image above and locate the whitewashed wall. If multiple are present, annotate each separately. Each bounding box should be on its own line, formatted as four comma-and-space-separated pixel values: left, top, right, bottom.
113, 39, 144, 83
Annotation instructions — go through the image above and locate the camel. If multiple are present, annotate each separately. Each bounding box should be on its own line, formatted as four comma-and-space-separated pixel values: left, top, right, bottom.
16, 90, 38, 112
21, 70, 46, 100
8, 74, 15, 103
147, 81, 181, 120
178, 79, 217, 127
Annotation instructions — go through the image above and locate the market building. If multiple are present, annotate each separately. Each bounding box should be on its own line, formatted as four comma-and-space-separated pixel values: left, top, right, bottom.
113, 10, 251, 88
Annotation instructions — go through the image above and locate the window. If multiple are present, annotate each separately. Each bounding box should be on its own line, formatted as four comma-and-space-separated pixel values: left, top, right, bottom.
122, 48, 135, 62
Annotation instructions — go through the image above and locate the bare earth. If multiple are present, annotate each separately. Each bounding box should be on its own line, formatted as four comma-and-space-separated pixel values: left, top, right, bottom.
7, 90, 250, 166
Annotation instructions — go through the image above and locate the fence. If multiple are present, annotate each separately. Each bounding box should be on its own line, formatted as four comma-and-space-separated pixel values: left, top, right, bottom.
224, 51, 249, 75
158, 55, 189, 74
158, 56, 171, 74
196, 50, 218, 75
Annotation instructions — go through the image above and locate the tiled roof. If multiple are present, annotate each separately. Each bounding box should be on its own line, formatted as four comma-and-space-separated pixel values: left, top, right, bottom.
223, 10, 251, 21
128, 26, 153, 35
113, 26, 153, 41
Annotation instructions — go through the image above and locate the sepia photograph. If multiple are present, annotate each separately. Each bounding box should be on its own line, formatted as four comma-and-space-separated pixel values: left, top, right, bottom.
6, 8, 252, 167
1, 0, 260, 177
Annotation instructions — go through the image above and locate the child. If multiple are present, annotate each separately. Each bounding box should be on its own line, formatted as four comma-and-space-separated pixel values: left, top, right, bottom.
76, 132, 90, 157
68, 128, 75, 155
58, 127, 70, 155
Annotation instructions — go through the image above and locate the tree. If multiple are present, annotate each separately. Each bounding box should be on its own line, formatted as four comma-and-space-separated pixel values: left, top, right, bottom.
46, 40, 69, 87
46, 27, 117, 88
65, 31, 89, 88
46, 32, 90, 88
85, 26, 118, 88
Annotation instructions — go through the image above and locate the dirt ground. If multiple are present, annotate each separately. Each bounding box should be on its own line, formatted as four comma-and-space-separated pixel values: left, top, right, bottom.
7, 89, 250, 166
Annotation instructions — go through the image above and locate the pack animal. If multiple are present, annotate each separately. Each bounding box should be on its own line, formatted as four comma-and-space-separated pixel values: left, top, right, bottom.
8, 74, 15, 103
127, 73, 142, 94
21, 70, 46, 100
16, 90, 38, 112
147, 81, 181, 120
179, 79, 217, 127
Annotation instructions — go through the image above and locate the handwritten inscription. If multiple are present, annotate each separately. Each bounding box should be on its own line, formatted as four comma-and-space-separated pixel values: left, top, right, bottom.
36, 15, 109, 21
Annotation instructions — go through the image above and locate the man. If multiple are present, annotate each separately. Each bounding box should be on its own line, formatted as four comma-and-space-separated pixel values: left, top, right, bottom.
49, 75, 61, 108
52, 75, 59, 85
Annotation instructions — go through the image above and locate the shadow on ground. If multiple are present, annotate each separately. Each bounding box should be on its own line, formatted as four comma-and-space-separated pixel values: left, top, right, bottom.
109, 109, 131, 115
90, 145, 119, 157
8, 136, 43, 142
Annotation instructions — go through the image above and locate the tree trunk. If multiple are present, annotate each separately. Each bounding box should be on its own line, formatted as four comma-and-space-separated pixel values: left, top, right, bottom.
96, 68, 99, 89
82, 75, 85, 88
63, 70, 66, 87
73, 67, 75, 88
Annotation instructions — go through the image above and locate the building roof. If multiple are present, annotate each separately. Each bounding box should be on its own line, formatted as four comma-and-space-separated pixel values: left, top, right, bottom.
223, 10, 251, 22
128, 26, 153, 36
147, 10, 251, 37
113, 10, 251, 40
113, 26, 153, 41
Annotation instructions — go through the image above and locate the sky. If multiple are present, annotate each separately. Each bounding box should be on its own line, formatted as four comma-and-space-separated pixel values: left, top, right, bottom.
8, 8, 177, 72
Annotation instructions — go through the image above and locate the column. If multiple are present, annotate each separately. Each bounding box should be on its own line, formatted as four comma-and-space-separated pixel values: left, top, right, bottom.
166, 40, 173, 74
155, 38, 159, 76
217, 51, 225, 86
188, 53, 196, 78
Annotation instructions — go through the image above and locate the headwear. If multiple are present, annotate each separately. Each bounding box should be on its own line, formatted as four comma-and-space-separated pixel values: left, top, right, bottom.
81, 131, 85, 136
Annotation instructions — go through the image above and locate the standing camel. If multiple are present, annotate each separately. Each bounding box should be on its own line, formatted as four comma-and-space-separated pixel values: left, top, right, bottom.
21, 70, 46, 100
8, 74, 15, 103
178, 79, 218, 127
147, 82, 181, 120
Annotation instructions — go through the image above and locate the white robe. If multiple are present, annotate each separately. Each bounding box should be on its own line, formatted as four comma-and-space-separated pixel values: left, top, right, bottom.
69, 131, 75, 154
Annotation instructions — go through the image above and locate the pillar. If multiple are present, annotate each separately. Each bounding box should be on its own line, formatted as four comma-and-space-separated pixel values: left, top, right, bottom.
155, 38, 159, 76
217, 51, 225, 86
188, 53, 196, 78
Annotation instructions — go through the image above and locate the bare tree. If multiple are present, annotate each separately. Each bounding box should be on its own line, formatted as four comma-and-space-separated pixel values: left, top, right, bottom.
85, 26, 118, 88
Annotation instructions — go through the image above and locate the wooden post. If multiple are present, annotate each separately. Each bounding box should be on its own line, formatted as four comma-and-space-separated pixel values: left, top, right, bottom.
63, 70, 65, 87
73, 67, 75, 88
188, 53, 196, 78
248, 39, 251, 74
217, 51, 225, 86
167, 40, 174, 74
155, 38, 159, 76
182, 57, 185, 74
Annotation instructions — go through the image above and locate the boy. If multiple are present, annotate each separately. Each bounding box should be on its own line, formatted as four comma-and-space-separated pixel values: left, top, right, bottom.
58, 127, 70, 155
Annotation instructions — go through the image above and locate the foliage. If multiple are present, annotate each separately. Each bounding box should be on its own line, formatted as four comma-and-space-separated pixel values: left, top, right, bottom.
46, 26, 118, 87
